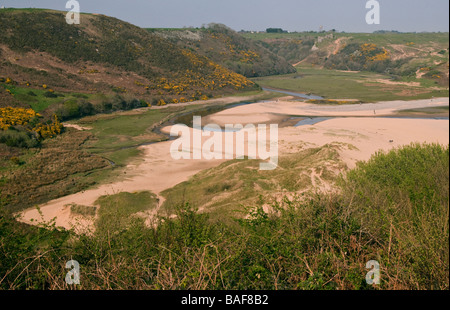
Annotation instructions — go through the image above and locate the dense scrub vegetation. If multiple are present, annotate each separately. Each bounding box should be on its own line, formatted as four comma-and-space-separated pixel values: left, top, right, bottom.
49, 95, 148, 121
149, 24, 296, 78
0, 130, 110, 212
0, 143, 447, 290
0, 82, 150, 149
325, 43, 396, 73
0, 107, 63, 148
0, 9, 258, 110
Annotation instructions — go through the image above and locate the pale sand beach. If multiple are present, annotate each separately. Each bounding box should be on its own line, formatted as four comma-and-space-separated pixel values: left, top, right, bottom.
18, 98, 449, 231
205, 97, 449, 126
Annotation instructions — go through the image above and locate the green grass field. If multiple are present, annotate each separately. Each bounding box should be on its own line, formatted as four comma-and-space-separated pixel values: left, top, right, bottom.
253, 65, 449, 102
0, 84, 88, 112
77, 109, 175, 163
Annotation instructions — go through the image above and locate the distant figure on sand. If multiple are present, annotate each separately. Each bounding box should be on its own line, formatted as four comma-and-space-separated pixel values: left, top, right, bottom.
374, 110, 376, 115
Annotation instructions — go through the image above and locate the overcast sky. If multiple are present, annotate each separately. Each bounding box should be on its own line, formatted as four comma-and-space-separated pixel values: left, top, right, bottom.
1, 0, 449, 32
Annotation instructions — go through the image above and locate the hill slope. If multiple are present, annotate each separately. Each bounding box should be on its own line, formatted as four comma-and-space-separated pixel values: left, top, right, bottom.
149, 24, 296, 78
244, 31, 449, 86
0, 9, 258, 110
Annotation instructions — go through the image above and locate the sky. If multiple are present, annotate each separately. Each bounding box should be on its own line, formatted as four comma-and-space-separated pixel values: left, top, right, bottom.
1, 0, 449, 32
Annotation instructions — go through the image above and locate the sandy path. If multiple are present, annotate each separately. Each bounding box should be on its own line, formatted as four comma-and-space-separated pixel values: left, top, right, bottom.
18, 98, 449, 231
62, 123, 92, 131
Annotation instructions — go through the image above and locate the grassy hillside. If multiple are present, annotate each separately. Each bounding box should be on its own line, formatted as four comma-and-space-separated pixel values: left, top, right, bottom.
0, 9, 258, 111
0, 9, 262, 157
243, 31, 449, 86
148, 24, 296, 78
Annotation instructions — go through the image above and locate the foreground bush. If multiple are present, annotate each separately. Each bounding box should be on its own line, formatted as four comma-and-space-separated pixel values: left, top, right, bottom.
0, 129, 40, 148
341, 143, 449, 289
0, 143, 448, 289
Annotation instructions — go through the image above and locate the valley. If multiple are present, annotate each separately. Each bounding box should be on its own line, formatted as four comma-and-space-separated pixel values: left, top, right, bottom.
0, 7, 448, 291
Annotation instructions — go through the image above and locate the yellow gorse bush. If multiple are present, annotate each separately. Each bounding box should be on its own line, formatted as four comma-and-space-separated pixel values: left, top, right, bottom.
0, 107, 62, 140
33, 115, 63, 139
360, 43, 390, 62
134, 50, 255, 103
0, 107, 40, 130
239, 50, 260, 63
